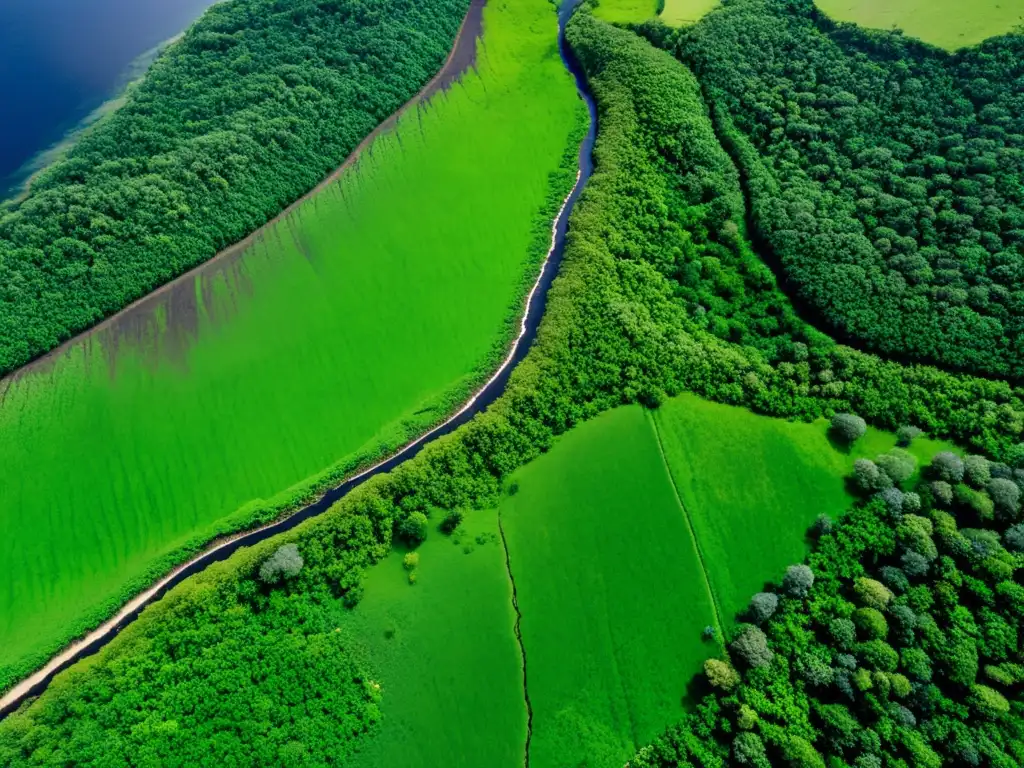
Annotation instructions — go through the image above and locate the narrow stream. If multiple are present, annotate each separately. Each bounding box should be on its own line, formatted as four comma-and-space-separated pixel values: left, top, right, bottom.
0, 0, 598, 719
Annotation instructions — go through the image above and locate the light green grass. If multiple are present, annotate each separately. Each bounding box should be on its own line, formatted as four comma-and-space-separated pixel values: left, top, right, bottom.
660, 0, 718, 26
0, 0, 584, 689
500, 405, 718, 768
337, 511, 525, 768
653, 393, 955, 624
593, 0, 658, 25
815, 0, 1024, 49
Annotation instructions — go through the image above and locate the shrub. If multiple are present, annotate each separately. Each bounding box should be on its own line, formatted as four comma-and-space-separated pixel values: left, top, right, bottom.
737, 704, 758, 730
854, 577, 893, 610
402, 553, 419, 571
853, 607, 888, 640
397, 511, 429, 545
858, 639, 899, 672
964, 455, 992, 488
901, 647, 932, 681
831, 413, 867, 444
896, 426, 924, 447
930, 480, 954, 507
969, 684, 1010, 719
988, 478, 1020, 520
439, 510, 463, 535
876, 449, 916, 486
784, 564, 814, 597
748, 592, 779, 623
829, 618, 857, 650
901, 550, 930, 578
258, 544, 304, 584
880, 566, 909, 593
731, 626, 774, 668
812, 514, 833, 536
732, 731, 767, 766
1004, 523, 1024, 552
931, 452, 965, 484
902, 491, 922, 514
854, 459, 892, 493
704, 658, 740, 691
877, 487, 905, 518
890, 702, 917, 727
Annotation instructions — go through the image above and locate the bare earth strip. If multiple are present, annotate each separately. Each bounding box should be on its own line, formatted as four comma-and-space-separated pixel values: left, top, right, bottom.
0, 8, 594, 714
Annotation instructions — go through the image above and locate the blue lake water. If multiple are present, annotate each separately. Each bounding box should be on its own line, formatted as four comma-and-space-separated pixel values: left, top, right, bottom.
0, 0, 216, 194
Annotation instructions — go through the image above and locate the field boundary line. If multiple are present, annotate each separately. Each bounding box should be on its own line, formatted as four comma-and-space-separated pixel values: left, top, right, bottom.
497, 508, 534, 768
648, 411, 727, 645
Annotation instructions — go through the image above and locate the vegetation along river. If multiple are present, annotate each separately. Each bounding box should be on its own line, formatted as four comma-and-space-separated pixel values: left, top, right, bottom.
0, 0, 598, 719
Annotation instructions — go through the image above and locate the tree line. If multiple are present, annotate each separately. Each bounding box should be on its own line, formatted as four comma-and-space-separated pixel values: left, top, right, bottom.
0, 0, 468, 376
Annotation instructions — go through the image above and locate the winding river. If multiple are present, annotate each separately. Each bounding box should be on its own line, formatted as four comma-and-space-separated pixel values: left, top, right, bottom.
0, 0, 598, 719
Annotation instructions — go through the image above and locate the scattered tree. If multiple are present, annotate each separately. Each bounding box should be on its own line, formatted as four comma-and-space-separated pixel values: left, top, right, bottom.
784, 564, 814, 597
259, 544, 304, 585
831, 413, 867, 445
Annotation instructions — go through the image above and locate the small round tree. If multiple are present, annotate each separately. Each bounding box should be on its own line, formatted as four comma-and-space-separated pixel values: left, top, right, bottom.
831, 413, 867, 445
397, 511, 429, 545
964, 455, 992, 488
930, 452, 965, 484
988, 478, 1020, 520
704, 658, 740, 691
854, 459, 892, 493
783, 564, 815, 598
748, 592, 779, 624
1004, 523, 1024, 552
731, 625, 774, 668
896, 425, 923, 447
259, 543, 304, 584
876, 449, 916, 486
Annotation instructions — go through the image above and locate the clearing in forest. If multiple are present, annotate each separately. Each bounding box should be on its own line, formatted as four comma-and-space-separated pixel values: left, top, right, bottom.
660, 0, 719, 26
337, 511, 525, 768
653, 393, 955, 624
500, 405, 719, 768
815, 0, 1024, 49
0, 0, 584, 690
593, 0, 718, 25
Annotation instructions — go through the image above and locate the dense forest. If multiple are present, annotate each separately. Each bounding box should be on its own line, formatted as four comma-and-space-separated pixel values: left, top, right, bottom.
631, 437, 1024, 768
663, 0, 1024, 378
0, 0, 467, 376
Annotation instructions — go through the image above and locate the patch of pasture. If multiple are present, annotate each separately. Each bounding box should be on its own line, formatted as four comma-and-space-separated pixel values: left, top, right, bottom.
593, 0, 659, 25
0, 0, 584, 689
500, 405, 717, 768
338, 511, 525, 768
660, 0, 719, 26
652, 393, 955, 625
815, 0, 1024, 49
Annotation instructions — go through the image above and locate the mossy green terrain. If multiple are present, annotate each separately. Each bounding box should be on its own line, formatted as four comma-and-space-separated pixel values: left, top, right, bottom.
653, 393, 955, 624
500, 405, 718, 768
0, 0, 584, 689
338, 511, 524, 768
660, 0, 718, 26
815, 0, 1024, 49
593, 0, 658, 25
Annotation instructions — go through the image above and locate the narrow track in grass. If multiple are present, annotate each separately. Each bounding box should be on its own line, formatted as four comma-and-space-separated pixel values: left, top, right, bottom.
649, 411, 727, 645
497, 509, 534, 768
0, 0, 598, 722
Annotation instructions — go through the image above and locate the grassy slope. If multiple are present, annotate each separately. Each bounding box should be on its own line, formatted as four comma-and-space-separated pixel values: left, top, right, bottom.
501, 405, 718, 768
653, 393, 954, 624
660, 0, 718, 26
0, 0, 584, 688
338, 511, 525, 768
815, 0, 1024, 49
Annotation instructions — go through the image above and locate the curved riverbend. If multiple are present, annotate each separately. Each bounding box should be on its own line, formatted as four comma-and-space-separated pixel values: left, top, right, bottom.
0, 0, 597, 719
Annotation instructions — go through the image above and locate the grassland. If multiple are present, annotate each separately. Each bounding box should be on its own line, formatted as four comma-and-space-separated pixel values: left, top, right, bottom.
653, 393, 955, 624
815, 0, 1024, 49
0, 0, 584, 690
337, 511, 525, 768
500, 406, 718, 768
660, 0, 718, 26
593, 0, 658, 24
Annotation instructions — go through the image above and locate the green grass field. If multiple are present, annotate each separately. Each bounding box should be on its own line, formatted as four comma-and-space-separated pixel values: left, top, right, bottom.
500, 406, 718, 768
0, 0, 584, 689
815, 0, 1023, 49
660, 0, 718, 26
593, 0, 658, 24
337, 511, 525, 768
653, 393, 954, 624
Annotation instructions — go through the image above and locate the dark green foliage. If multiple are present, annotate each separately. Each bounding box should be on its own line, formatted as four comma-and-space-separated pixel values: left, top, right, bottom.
670, 0, 1024, 378
896, 426, 924, 448
730, 625, 774, 669
438, 509, 464, 535
397, 511, 429, 545
0, 0, 468, 376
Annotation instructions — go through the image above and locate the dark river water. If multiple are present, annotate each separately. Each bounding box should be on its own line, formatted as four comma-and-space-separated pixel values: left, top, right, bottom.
0, 0, 216, 194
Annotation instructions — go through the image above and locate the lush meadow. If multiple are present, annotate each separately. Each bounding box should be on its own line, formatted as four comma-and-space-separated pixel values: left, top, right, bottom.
660, 0, 718, 26
500, 406, 718, 768
593, 0, 658, 24
0, 0, 584, 690
653, 393, 954, 624
337, 511, 525, 768
815, 0, 1024, 49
